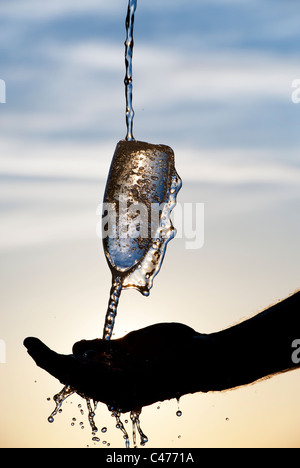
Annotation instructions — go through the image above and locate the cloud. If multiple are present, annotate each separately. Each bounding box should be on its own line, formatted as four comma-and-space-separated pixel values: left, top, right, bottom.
0, 0, 125, 20
133, 47, 297, 104
0, 139, 112, 181
1, 138, 299, 187
176, 146, 300, 185
1, 0, 299, 148
1, 40, 298, 130
1, 140, 299, 253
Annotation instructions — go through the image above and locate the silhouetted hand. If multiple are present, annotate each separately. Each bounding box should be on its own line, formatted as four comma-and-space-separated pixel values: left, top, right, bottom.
24, 291, 300, 413
24, 323, 210, 413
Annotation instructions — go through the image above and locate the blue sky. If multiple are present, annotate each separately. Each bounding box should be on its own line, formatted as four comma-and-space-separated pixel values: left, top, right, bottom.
0, 0, 299, 149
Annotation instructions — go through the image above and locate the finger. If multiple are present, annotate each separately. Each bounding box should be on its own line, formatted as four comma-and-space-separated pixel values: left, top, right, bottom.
24, 337, 125, 408
24, 337, 77, 386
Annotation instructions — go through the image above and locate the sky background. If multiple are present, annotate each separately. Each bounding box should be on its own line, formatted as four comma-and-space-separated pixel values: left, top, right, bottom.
0, 0, 299, 448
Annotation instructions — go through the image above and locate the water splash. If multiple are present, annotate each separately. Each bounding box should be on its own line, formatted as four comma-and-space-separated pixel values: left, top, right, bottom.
48, 385, 75, 423
122, 172, 182, 295
48, 389, 186, 448
176, 397, 183, 417
99, 140, 181, 446
48, 386, 151, 448
86, 399, 98, 433
124, 0, 137, 141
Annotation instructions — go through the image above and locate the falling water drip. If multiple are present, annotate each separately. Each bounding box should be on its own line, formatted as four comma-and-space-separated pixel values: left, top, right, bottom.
176, 397, 182, 417
86, 399, 98, 433
124, 0, 137, 141
111, 410, 130, 448
130, 410, 148, 448
48, 385, 75, 423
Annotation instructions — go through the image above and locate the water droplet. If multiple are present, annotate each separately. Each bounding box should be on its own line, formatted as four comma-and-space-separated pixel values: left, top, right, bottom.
101, 427, 107, 433
176, 411, 182, 417
92, 437, 100, 442
48, 416, 54, 423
